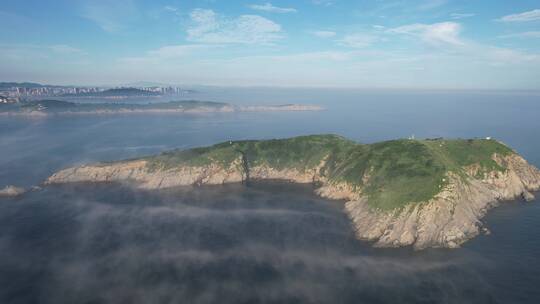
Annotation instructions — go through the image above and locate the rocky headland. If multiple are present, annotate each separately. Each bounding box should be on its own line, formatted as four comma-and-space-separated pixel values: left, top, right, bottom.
45, 135, 540, 249
0, 100, 323, 116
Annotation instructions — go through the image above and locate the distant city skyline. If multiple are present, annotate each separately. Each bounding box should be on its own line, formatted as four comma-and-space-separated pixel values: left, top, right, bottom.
1, 0, 539, 89
0, 82, 189, 99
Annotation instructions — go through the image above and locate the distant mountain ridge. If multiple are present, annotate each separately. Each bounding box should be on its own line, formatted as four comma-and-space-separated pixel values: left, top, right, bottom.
122, 81, 176, 87
0, 82, 46, 89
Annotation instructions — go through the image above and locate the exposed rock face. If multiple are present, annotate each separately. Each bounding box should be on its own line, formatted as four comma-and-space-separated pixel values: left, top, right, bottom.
0, 185, 26, 197
46, 158, 246, 189
523, 191, 535, 202
343, 154, 540, 249
45, 152, 540, 250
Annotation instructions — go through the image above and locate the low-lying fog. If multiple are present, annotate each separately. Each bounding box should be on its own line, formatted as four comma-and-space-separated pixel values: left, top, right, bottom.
1, 182, 514, 304
1, 89, 540, 303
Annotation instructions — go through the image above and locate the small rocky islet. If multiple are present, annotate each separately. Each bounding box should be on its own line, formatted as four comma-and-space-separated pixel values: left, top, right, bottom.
44, 134, 540, 250
0, 185, 26, 197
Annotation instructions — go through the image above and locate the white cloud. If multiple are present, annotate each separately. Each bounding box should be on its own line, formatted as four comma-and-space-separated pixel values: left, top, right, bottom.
163, 5, 182, 17
450, 13, 475, 20
387, 22, 539, 68
388, 22, 464, 46
311, 0, 334, 6
164, 6, 178, 12
187, 9, 219, 38
187, 9, 282, 45
498, 9, 540, 22
339, 34, 377, 48
248, 3, 297, 13
498, 31, 540, 39
80, 0, 139, 33
312, 31, 337, 38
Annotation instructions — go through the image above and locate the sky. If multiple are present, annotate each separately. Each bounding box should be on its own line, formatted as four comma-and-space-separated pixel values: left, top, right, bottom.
1, 0, 539, 89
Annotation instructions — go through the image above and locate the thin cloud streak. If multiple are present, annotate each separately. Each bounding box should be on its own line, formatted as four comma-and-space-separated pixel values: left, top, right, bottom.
387, 22, 464, 46
498, 9, 540, 22
450, 13, 476, 20
80, 0, 139, 32
248, 3, 297, 13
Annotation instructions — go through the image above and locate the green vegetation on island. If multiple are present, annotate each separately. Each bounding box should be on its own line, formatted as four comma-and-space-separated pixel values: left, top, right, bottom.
0, 99, 322, 114
0, 100, 231, 114
145, 135, 514, 210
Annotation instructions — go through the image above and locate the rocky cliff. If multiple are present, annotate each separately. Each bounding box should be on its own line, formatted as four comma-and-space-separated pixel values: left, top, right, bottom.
0, 185, 26, 197
345, 154, 540, 249
45, 135, 540, 249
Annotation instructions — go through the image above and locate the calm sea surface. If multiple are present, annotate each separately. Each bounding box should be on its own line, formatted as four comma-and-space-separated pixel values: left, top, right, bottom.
1, 89, 539, 303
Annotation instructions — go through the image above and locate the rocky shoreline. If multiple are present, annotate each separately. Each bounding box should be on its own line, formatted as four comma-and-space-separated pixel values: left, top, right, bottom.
45, 149, 540, 250
345, 154, 540, 249
0, 185, 26, 197
0, 104, 323, 116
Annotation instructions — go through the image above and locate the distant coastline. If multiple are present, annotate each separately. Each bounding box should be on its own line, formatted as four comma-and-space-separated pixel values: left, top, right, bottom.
0, 100, 324, 116
0, 83, 192, 99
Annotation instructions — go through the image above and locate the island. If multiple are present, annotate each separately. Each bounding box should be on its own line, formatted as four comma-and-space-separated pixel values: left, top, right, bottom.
0, 185, 25, 197
0, 100, 323, 115
44, 135, 540, 249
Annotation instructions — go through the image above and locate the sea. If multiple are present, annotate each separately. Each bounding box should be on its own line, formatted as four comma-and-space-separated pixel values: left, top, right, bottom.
1, 88, 539, 304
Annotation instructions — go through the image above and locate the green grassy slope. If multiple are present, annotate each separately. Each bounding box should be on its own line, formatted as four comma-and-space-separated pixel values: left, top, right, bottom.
144, 135, 515, 211
0, 100, 231, 113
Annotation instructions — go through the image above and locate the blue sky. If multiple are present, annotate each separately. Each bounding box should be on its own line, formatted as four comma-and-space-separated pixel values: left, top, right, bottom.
1, 0, 539, 89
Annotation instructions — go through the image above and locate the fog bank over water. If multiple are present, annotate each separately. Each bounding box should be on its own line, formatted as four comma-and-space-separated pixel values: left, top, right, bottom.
0, 183, 505, 304
1, 89, 540, 303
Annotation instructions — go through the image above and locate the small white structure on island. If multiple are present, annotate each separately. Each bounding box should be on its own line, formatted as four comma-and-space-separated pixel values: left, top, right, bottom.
486, 137, 492, 140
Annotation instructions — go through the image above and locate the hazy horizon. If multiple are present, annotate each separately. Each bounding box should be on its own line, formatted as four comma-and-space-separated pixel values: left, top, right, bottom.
5, 81, 540, 93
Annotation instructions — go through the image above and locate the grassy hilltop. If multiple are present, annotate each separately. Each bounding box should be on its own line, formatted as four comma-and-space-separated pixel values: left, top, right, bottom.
0, 100, 230, 113
145, 135, 514, 210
